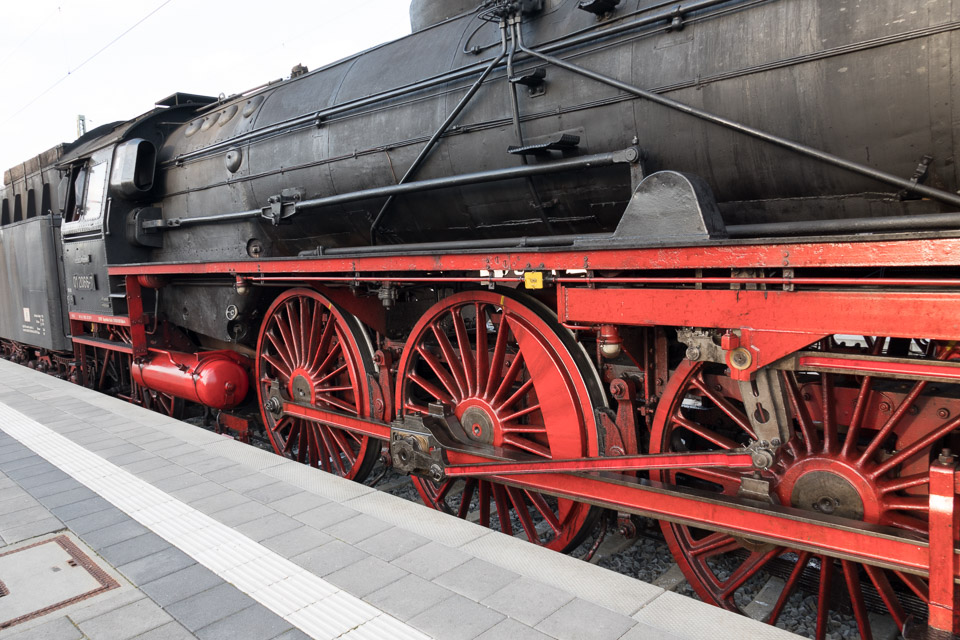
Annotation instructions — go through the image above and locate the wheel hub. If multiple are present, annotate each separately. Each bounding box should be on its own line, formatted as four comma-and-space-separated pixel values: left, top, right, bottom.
290, 371, 314, 403
789, 470, 865, 520
775, 455, 879, 523
459, 405, 497, 445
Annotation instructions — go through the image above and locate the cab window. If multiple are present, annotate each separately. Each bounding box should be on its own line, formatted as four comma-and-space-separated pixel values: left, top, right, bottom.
79, 162, 108, 222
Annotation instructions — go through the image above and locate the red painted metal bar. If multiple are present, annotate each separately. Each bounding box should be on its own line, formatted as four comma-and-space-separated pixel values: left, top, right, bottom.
556, 276, 960, 287
560, 288, 960, 342
252, 274, 960, 288
108, 236, 960, 276
443, 451, 756, 477
69, 337, 134, 355
281, 402, 392, 440
68, 312, 132, 327
927, 457, 959, 634
125, 276, 148, 358
280, 400, 932, 576
797, 355, 960, 381
493, 470, 931, 574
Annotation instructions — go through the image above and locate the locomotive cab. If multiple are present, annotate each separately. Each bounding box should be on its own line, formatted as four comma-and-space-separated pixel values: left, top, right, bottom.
59, 97, 213, 319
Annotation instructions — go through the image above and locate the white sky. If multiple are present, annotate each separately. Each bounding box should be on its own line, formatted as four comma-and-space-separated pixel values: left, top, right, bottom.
0, 0, 412, 186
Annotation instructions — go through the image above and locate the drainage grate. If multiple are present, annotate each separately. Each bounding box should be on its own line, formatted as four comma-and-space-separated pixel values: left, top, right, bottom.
0, 535, 120, 630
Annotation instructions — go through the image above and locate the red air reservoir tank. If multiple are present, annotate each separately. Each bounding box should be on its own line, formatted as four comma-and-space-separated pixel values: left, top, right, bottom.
131, 350, 250, 410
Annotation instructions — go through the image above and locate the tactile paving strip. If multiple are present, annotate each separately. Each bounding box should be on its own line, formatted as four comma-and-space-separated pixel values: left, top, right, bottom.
0, 403, 429, 640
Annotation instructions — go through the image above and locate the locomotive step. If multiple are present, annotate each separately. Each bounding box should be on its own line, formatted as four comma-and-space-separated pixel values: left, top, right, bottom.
0, 359, 800, 640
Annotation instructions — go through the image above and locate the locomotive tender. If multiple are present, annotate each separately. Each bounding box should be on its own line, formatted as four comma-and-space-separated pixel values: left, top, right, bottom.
4, 0, 960, 636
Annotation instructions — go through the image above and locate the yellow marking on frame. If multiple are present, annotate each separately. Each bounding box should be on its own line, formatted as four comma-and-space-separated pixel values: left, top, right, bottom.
500, 295, 505, 306
524, 272, 544, 290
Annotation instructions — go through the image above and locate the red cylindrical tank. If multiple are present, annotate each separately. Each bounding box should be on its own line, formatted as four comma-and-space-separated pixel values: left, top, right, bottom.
131, 350, 249, 410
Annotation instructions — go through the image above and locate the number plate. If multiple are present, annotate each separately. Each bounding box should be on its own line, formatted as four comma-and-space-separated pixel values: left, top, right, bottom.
72, 274, 97, 291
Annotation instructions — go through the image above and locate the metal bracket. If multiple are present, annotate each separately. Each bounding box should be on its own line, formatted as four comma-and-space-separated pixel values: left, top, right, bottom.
509, 68, 547, 97
262, 188, 305, 226
390, 416, 445, 481
738, 368, 792, 448
899, 154, 934, 201
613, 171, 727, 241
677, 329, 725, 364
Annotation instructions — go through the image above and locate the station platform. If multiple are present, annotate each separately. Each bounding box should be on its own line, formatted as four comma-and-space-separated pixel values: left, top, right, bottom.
0, 358, 800, 640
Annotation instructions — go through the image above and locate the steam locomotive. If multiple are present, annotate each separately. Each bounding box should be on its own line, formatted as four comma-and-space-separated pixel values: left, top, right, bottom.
4, 1, 960, 637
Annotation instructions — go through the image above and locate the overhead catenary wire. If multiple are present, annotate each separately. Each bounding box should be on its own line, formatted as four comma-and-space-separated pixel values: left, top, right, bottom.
0, 5, 62, 68
0, 0, 176, 129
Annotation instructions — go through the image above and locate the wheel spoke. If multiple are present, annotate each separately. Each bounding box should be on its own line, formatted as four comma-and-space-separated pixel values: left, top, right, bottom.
502, 434, 552, 458
492, 353, 526, 407
496, 377, 535, 413
821, 373, 838, 454
314, 340, 343, 379
285, 302, 303, 366
687, 532, 741, 559
506, 486, 540, 544
878, 473, 929, 494
858, 380, 929, 467
783, 371, 819, 454
407, 372, 454, 404
718, 547, 780, 599
677, 467, 743, 494
316, 361, 348, 386
690, 375, 756, 440
484, 314, 511, 399
864, 565, 907, 629
841, 560, 873, 640
768, 551, 812, 625
310, 313, 336, 373
432, 324, 468, 398
478, 480, 491, 528
815, 556, 834, 640
458, 479, 477, 519
526, 491, 562, 534
492, 483, 513, 536
417, 346, 461, 402
318, 425, 347, 476
871, 413, 960, 478
475, 304, 489, 394
452, 309, 476, 396
500, 402, 541, 424
672, 413, 739, 450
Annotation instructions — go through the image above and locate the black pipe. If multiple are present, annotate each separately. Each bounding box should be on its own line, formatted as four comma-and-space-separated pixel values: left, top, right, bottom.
370, 25, 509, 244
727, 212, 960, 237
300, 212, 960, 258
150, 149, 634, 230
513, 23, 960, 210
299, 234, 583, 257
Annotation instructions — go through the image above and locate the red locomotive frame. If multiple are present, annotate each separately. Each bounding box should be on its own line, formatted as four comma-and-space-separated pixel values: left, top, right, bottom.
60, 232, 960, 637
